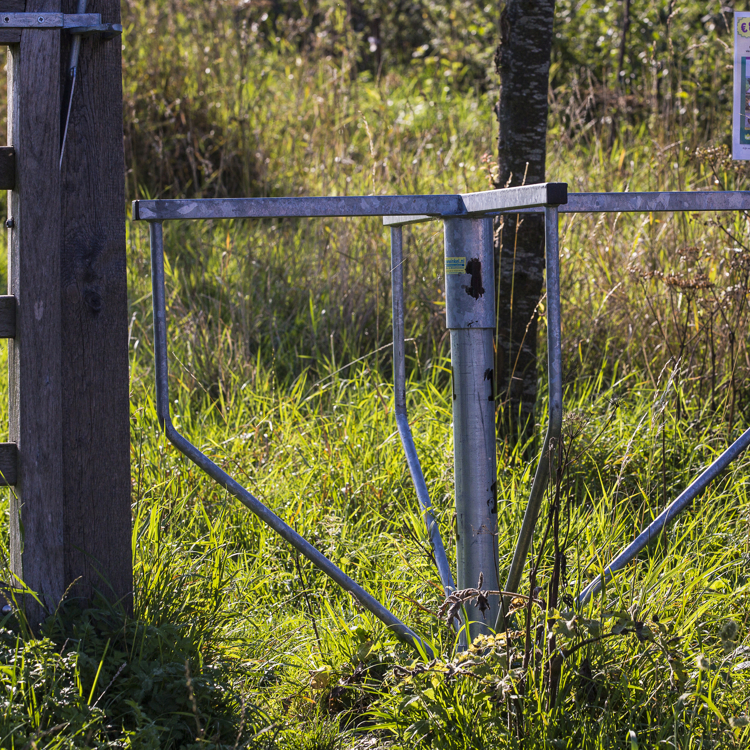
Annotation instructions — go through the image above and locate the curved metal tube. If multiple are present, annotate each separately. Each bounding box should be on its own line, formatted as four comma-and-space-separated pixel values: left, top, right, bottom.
577, 424, 750, 607
496, 206, 563, 629
390, 227, 456, 597
149, 221, 433, 658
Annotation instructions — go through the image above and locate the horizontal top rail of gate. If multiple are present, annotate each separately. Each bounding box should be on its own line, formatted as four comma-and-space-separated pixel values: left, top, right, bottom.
132, 188, 750, 223
554, 190, 750, 213
132, 183, 567, 221
382, 190, 750, 225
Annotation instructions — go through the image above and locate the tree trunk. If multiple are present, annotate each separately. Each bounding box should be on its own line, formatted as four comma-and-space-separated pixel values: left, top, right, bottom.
494, 0, 555, 443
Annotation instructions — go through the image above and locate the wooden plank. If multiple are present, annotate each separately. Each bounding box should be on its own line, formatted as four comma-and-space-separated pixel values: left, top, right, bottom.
0, 295, 16, 337
0, 1, 28, 43
0, 443, 17, 485
0, 0, 28, 44
0, 148, 15, 189
60, 0, 132, 610
0, 31, 22, 45
7, 0, 64, 625
0, 1, 26, 12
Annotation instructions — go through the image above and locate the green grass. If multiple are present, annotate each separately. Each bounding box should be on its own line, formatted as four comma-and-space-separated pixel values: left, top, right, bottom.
0, 0, 749, 746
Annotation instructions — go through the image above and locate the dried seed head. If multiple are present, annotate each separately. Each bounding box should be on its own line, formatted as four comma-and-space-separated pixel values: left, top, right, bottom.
720, 619, 740, 643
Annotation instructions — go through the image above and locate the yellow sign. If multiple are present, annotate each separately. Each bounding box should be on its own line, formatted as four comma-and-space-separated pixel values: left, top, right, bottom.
739, 17, 750, 37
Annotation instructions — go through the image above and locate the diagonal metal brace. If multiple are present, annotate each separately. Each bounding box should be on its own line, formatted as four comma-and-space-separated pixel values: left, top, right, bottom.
390, 226, 456, 602
148, 221, 435, 659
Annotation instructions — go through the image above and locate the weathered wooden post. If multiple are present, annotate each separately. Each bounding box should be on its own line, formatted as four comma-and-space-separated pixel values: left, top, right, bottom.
4, 0, 131, 624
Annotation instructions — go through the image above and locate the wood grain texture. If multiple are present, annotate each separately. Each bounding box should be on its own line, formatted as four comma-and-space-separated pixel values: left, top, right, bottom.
0, 31, 22, 45
0, 1, 30, 44
0, 443, 18, 485
0, 0, 29, 43
0, 1, 26, 12
60, 0, 132, 610
7, 0, 64, 625
0, 295, 16, 337
0, 148, 15, 189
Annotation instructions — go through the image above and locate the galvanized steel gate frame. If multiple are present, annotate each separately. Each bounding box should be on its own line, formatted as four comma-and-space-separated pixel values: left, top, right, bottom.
134, 185, 750, 655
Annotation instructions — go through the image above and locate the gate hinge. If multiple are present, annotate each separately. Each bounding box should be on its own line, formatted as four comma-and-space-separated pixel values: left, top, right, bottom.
0, 13, 122, 38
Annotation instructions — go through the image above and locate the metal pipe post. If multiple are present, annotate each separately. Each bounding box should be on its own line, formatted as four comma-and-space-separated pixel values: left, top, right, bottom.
444, 217, 499, 641
390, 227, 456, 597
149, 222, 434, 658
496, 206, 563, 629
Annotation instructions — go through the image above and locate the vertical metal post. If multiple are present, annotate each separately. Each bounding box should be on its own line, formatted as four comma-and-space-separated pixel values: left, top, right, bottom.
496, 205, 563, 629
444, 217, 499, 641
390, 227, 456, 597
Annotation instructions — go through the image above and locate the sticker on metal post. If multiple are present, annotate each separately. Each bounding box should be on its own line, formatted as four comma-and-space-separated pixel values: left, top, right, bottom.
446, 256, 466, 275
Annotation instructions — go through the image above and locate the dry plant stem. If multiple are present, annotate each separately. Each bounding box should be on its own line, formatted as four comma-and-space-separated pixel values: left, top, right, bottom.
439, 584, 543, 629
517, 467, 557, 734
293, 550, 323, 653
232, 697, 248, 750
184, 660, 204, 740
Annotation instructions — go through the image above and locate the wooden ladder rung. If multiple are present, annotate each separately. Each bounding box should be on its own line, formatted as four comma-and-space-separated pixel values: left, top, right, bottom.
0, 148, 14, 190
0, 296, 15, 338
0, 444, 17, 486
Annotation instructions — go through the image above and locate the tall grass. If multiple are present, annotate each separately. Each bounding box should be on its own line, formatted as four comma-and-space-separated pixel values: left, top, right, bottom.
0, 0, 747, 746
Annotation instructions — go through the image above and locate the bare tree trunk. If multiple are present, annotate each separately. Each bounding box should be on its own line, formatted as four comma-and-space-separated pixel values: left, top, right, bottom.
494, 0, 556, 443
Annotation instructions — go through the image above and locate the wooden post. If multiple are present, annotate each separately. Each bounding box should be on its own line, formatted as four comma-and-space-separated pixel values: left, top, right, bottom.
59, 0, 131, 611
7, 0, 65, 621
5, 0, 131, 623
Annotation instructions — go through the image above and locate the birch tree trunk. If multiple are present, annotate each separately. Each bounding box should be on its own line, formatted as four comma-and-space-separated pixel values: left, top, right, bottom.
494, 0, 556, 442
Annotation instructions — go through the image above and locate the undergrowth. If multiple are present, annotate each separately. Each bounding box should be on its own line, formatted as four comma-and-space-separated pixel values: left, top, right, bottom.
0, 0, 746, 747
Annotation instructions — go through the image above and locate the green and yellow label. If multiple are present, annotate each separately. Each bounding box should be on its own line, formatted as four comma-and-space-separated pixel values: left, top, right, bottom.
445, 257, 466, 275
739, 17, 750, 37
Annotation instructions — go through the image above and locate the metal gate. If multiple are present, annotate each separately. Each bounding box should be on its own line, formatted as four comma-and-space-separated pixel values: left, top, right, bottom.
134, 185, 750, 655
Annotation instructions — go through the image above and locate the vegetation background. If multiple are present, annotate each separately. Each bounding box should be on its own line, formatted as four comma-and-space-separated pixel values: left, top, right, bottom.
1, 0, 750, 747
